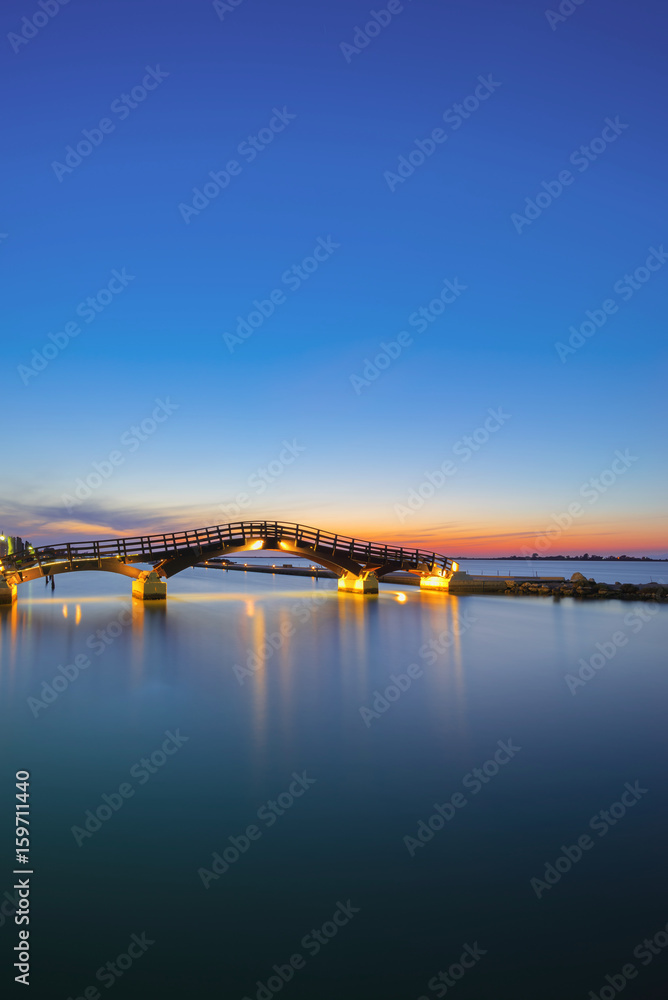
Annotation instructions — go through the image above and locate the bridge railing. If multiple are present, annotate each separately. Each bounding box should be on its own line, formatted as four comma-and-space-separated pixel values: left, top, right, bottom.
9, 521, 452, 576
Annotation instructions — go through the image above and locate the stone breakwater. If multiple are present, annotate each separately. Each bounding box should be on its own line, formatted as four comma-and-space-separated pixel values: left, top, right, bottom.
504, 573, 667, 602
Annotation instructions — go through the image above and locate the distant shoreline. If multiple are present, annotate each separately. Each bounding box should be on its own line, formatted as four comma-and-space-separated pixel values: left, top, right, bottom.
453, 556, 667, 562
231, 554, 668, 563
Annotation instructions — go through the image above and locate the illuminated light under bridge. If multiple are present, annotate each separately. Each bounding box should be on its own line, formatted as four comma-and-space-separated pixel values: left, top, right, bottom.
0, 520, 458, 604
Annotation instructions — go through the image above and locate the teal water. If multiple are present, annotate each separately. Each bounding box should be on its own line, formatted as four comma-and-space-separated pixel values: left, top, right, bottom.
2, 569, 667, 999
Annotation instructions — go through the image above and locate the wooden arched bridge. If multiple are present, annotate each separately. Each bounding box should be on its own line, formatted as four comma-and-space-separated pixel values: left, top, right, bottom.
0, 520, 457, 601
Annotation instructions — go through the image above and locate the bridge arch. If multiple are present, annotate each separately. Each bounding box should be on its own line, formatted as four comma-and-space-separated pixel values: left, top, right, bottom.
154, 535, 365, 580
0, 520, 455, 602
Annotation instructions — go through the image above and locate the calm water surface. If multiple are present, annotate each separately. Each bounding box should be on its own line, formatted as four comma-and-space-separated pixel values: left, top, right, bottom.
2, 568, 667, 999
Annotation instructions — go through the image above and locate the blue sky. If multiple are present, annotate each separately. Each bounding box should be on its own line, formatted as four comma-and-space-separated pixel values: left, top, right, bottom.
1, 0, 666, 555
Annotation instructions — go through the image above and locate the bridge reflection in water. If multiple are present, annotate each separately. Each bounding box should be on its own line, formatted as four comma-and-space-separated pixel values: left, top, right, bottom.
0, 520, 457, 604
0, 580, 470, 765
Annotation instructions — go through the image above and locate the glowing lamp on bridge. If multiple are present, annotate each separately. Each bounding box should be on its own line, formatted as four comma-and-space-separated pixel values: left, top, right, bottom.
249, 540, 264, 550
452, 562, 459, 573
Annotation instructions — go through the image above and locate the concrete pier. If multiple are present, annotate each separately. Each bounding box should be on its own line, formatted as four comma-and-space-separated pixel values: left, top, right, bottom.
420, 571, 456, 592
446, 571, 564, 594
414, 570, 566, 594
0, 578, 17, 605
337, 571, 379, 595
132, 570, 167, 601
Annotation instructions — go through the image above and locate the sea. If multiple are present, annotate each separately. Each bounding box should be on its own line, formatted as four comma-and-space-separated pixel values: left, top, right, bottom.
2, 563, 667, 998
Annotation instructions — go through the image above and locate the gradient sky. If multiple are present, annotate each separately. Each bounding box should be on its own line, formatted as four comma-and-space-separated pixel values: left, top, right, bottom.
2, 0, 666, 556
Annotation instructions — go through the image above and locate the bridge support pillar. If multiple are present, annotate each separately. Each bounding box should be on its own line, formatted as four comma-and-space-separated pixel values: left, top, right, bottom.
338, 572, 379, 595
132, 570, 167, 601
418, 560, 461, 593
420, 574, 451, 592
0, 578, 17, 605
420, 570, 465, 593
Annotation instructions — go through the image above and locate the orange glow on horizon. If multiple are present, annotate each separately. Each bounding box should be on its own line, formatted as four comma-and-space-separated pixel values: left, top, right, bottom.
15, 507, 667, 560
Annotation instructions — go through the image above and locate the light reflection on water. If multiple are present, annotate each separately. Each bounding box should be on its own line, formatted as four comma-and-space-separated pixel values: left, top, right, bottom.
1, 568, 668, 998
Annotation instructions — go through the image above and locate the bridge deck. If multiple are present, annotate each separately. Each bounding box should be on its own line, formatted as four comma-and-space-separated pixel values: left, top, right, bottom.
1, 520, 453, 584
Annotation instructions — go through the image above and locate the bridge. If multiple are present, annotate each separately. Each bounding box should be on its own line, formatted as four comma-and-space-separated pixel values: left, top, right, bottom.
0, 520, 458, 603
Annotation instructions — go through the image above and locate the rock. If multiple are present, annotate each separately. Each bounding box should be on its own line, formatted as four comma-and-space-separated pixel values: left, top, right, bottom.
571, 572, 587, 582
